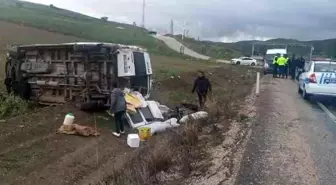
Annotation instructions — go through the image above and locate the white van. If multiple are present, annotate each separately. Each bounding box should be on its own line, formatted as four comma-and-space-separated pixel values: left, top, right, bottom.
264, 48, 287, 74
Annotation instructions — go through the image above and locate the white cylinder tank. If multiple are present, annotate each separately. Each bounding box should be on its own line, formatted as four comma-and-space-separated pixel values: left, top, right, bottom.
63, 113, 75, 126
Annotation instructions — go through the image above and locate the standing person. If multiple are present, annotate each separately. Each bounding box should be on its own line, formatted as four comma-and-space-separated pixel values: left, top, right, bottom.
4, 53, 13, 93
109, 83, 127, 137
296, 57, 305, 80
277, 55, 287, 79
284, 54, 289, 79
192, 71, 212, 109
290, 55, 297, 80
273, 54, 279, 78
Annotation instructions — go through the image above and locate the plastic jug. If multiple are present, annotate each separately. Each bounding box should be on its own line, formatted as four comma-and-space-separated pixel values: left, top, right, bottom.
127, 134, 140, 148
63, 113, 75, 126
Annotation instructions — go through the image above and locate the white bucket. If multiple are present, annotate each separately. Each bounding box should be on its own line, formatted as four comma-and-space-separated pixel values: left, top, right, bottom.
127, 134, 140, 148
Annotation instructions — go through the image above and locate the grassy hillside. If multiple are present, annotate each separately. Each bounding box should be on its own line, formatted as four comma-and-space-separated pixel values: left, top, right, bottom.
170, 35, 242, 60
0, 0, 180, 57
234, 38, 336, 58
172, 35, 336, 59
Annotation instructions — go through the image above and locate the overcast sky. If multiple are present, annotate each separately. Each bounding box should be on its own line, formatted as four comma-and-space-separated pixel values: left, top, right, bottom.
25, 0, 336, 42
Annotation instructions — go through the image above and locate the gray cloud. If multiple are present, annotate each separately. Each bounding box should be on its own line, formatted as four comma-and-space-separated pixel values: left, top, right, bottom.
26, 0, 336, 41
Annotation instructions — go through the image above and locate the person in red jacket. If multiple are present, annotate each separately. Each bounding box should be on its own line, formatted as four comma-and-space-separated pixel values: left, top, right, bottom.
192, 71, 212, 109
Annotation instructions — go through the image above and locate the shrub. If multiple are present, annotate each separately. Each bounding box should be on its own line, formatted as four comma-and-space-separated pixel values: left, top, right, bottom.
99, 121, 201, 185
0, 93, 32, 119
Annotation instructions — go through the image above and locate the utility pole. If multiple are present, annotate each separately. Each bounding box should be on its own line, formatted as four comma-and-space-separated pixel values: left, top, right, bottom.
251, 44, 255, 57
170, 19, 174, 35
310, 45, 314, 61
182, 29, 185, 40
142, 0, 145, 28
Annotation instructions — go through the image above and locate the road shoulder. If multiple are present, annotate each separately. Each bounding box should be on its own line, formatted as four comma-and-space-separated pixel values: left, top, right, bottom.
235, 77, 319, 185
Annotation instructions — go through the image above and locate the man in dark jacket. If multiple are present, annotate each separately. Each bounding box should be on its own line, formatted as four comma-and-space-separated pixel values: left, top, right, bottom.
296, 57, 305, 80
109, 83, 127, 137
289, 55, 296, 80
192, 71, 212, 109
4, 53, 13, 93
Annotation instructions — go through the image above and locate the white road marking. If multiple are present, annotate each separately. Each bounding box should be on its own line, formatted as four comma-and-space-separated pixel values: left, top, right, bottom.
317, 101, 336, 123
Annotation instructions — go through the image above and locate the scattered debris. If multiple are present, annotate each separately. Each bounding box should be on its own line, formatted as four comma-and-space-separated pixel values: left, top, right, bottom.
127, 134, 140, 148
138, 127, 152, 141
57, 124, 100, 137
158, 104, 171, 115
63, 113, 75, 126
179, 111, 208, 123
138, 118, 180, 135
181, 103, 199, 112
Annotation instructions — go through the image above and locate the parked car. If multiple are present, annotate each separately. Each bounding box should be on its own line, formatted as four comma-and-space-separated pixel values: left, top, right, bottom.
231, 57, 257, 66
298, 60, 336, 100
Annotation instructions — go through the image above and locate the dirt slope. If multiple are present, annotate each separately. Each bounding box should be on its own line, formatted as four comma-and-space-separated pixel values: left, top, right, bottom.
0, 21, 259, 185
0, 66, 258, 185
0, 21, 85, 50
0, 106, 133, 185
0, 21, 86, 77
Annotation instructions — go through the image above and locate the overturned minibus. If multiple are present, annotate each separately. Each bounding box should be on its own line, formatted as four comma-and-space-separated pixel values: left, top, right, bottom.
4, 42, 153, 110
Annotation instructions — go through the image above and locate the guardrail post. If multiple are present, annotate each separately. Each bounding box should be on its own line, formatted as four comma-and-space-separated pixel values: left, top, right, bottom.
256, 72, 260, 95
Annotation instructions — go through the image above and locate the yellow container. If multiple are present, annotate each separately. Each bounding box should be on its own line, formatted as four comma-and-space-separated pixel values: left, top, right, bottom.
138, 127, 152, 141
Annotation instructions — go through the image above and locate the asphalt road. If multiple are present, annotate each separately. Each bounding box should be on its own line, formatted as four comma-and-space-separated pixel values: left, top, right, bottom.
153, 35, 231, 63
235, 76, 336, 185
152, 34, 210, 60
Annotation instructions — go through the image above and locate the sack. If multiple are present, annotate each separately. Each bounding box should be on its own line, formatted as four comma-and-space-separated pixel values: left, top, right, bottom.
179, 111, 208, 123
125, 93, 142, 108
138, 119, 180, 135
132, 91, 147, 107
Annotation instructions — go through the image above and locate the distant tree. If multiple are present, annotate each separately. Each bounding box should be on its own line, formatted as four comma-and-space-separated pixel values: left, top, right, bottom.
16, 2, 23, 8
101, 17, 108, 22
50, 4, 55, 8
133, 22, 137, 26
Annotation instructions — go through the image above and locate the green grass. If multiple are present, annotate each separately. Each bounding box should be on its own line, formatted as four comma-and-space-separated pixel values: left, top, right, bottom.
151, 55, 219, 81
0, 0, 181, 56
168, 91, 193, 103
0, 93, 32, 119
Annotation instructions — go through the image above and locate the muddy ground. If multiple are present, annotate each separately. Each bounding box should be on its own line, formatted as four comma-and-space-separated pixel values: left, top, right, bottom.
0, 20, 260, 185
0, 65, 259, 185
